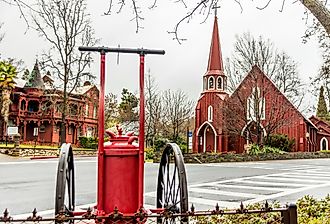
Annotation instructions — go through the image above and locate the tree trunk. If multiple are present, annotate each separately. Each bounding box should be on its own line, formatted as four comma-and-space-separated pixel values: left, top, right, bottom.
60, 70, 68, 145
300, 0, 330, 35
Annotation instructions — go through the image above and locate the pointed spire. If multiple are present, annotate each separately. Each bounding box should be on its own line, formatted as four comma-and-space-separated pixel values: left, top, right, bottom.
206, 16, 224, 73
25, 60, 45, 89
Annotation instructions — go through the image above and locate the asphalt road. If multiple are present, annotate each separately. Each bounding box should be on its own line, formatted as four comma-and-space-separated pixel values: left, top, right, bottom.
1, 156, 330, 216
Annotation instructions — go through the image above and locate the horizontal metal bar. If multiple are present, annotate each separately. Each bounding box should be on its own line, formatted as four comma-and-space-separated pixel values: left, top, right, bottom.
78, 46, 165, 55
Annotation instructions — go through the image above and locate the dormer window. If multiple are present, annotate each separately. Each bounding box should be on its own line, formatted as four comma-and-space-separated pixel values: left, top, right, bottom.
208, 77, 214, 90
208, 105, 213, 122
217, 77, 223, 90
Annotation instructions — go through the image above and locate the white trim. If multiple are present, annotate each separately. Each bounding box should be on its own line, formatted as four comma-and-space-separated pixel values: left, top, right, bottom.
320, 137, 328, 151
208, 76, 215, 90
196, 121, 218, 137
241, 120, 267, 140
197, 121, 217, 153
207, 105, 213, 122
216, 76, 223, 90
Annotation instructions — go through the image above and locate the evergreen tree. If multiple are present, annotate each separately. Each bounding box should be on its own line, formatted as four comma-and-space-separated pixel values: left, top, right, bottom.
118, 88, 138, 123
316, 86, 329, 119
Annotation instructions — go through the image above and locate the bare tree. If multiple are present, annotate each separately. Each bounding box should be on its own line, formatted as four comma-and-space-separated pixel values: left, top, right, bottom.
101, 0, 330, 43
104, 93, 119, 129
31, 0, 97, 144
225, 32, 305, 108
161, 89, 193, 142
2, 0, 329, 43
145, 70, 162, 147
306, 1, 330, 107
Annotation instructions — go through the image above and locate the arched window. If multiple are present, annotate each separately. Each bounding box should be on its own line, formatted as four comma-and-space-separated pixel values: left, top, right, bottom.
27, 100, 39, 112
217, 77, 223, 90
208, 105, 213, 122
20, 100, 26, 110
208, 77, 214, 89
321, 137, 328, 151
247, 86, 265, 121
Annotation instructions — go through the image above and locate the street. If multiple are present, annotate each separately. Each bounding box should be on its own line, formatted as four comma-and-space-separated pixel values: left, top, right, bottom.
1, 157, 330, 216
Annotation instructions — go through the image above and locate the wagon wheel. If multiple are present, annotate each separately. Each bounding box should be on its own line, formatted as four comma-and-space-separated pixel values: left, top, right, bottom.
156, 143, 188, 224
55, 143, 75, 218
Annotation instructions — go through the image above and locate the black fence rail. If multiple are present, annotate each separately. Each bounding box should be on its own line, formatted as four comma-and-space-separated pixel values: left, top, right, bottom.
0, 202, 297, 224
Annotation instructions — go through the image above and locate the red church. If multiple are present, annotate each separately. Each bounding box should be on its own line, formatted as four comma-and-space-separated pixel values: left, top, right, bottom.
193, 16, 320, 153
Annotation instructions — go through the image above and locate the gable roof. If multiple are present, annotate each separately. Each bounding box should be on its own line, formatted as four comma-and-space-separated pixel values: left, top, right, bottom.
231, 65, 317, 129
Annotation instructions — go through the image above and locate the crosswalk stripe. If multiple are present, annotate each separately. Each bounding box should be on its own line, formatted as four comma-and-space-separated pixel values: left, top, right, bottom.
298, 169, 330, 175
234, 179, 310, 187
189, 187, 261, 198
278, 173, 330, 180
288, 172, 330, 178
211, 184, 286, 192
259, 176, 328, 183
245, 181, 330, 205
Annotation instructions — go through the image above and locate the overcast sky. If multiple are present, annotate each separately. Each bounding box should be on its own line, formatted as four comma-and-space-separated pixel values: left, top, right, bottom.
0, 0, 322, 109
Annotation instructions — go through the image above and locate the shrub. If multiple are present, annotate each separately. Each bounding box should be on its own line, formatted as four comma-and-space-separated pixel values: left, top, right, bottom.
145, 147, 154, 160
192, 196, 330, 224
248, 144, 285, 155
154, 138, 168, 151
78, 136, 98, 149
265, 134, 295, 152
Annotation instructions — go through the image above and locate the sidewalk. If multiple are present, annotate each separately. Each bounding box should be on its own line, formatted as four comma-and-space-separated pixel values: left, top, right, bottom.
0, 153, 29, 162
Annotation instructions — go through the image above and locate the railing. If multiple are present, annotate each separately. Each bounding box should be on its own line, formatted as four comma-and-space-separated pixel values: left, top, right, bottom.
0, 202, 298, 224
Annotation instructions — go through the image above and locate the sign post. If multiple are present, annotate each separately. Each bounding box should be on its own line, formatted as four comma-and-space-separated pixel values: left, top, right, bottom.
188, 131, 193, 152
33, 127, 38, 157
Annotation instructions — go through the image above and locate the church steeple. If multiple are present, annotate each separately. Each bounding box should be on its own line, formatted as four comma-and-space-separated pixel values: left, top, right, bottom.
203, 15, 227, 93
207, 16, 224, 73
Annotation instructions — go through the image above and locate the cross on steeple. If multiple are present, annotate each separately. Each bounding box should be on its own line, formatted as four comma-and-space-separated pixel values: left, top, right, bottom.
212, 2, 220, 17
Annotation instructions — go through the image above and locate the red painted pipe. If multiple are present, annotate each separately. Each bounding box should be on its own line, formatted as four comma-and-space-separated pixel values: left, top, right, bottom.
138, 54, 145, 208
97, 52, 106, 214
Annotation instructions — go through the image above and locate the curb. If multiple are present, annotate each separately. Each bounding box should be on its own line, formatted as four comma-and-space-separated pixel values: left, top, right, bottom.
30, 156, 59, 160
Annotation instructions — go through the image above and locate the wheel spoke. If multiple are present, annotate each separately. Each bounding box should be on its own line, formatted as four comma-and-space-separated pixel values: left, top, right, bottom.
156, 144, 188, 223
55, 144, 75, 217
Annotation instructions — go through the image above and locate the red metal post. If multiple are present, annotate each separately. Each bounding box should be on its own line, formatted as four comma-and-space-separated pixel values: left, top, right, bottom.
97, 51, 106, 214
138, 53, 145, 208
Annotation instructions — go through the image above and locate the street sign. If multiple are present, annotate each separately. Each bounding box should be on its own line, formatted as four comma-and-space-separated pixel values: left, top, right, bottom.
33, 127, 39, 136
188, 131, 193, 150
7, 127, 18, 136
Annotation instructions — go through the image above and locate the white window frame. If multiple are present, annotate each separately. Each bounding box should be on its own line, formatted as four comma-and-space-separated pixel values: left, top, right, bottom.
85, 104, 89, 117
320, 137, 328, 151
93, 106, 97, 118
217, 76, 223, 90
208, 76, 215, 90
208, 105, 213, 122
247, 87, 265, 121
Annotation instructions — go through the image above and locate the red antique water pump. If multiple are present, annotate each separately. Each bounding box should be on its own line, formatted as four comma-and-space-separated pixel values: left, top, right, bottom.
54, 46, 189, 223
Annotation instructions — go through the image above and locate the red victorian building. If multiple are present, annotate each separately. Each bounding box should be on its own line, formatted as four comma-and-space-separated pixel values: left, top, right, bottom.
193, 16, 319, 153
0, 62, 99, 145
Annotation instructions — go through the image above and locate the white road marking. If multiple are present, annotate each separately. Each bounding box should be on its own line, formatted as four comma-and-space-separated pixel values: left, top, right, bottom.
206, 184, 283, 192
233, 179, 310, 187
189, 187, 260, 198
278, 173, 330, 180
